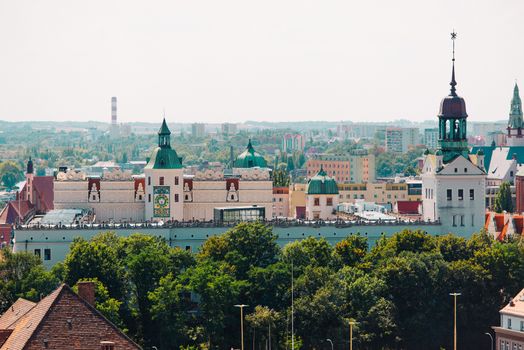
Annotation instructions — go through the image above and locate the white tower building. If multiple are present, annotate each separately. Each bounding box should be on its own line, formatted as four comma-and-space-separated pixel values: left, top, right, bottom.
421, 33, 486, 235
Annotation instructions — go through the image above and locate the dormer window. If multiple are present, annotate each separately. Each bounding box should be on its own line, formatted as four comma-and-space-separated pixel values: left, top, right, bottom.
100, 342, 115, 350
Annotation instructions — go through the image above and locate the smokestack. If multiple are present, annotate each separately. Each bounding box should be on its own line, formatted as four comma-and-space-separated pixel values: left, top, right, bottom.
111, 97, 117, 125
77, 281, 95, 306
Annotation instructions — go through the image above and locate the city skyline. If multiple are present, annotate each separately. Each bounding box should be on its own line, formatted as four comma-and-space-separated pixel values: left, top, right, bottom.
1, 0, 523, 123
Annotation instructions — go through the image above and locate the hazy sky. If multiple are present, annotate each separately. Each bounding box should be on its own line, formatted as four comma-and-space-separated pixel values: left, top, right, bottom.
1, 0, 523, 124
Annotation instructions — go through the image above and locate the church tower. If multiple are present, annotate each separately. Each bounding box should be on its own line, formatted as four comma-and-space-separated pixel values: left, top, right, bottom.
144, 118, 184, 222
421, 33, 486, 235
25, 157, 34, 203
507, 83, 524, 146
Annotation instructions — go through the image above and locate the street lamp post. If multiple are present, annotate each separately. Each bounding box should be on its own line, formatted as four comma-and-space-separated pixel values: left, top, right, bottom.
326, 338, 334, 350
484, 332, 494, 350
348, 319, 357, 350
449, 292, 461, 350
234, 304, 249, 350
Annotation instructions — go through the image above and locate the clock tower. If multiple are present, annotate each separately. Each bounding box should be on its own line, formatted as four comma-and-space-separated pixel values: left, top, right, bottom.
144, 118, 184, 222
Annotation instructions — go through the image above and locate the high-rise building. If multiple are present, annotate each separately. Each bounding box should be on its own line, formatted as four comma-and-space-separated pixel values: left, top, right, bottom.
424, 128, 439, 150
506, 83, 524, 146
111, 97, 117, 125
221, 123, 237, 136
421, 33, 486, 235
191, 123, 206, 138
282, 133, 305, 153
386, 127, 419, 153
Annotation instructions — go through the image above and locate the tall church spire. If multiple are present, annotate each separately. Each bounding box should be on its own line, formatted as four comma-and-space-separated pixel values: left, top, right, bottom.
509, 82, 523, 128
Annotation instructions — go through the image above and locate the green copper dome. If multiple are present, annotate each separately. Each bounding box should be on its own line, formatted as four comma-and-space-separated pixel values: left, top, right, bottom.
306, 167, 339, 195
234, 139, 267, 168
145, 118, 183, 169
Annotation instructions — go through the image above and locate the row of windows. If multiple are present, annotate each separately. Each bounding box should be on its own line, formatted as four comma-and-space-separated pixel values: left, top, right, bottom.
313, 198, 333, 206
500, 339, 522, 350
309, 163, 350, 168
447, 189, 474, 201
506, 318, 524, 331
451, 214, 475, 227
147, 176, 179, 186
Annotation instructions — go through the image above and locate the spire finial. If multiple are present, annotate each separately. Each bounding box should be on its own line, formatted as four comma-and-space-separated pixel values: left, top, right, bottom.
450, 31, 457, 96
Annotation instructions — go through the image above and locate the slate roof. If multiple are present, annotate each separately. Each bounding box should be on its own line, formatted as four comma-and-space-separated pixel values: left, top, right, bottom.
471, 145, 524, 171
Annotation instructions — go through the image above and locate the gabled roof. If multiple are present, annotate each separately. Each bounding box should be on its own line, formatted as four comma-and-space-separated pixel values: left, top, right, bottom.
0, 285, 141, 350
500, 288, 524, 318
471, 145, 524, 171
0, 285, 64, 350
31, 177, 54, 212
0, 200, 34, 225
0, 299, 36, 330
437, 155, 485, 175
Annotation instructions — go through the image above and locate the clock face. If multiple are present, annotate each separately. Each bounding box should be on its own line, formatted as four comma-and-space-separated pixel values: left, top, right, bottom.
155, 194, 169, 208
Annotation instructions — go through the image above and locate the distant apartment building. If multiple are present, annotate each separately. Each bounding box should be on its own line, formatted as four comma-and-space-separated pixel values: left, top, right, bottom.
272, 187, 290, 218
493, 288, 524, 350
306, 151, 375, 184
191, 123, 206, 138
221, 123, 237, 136
424, 128, 439, 150
282, 133, 305, 153
386, 127, 419, 153
337, 123, 388, 139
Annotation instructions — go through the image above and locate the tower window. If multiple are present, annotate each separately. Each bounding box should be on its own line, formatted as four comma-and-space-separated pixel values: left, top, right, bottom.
148, 177, 151, 186
148, 194, 151, 202
44, 249, 51, 261
327, 198, 333, 206
175, 176, 179, 185
470, 189, 474, 200
314, 198, 320, 206
454, 168, 458, 173
159, 177, 164, 185
464, 168, 467, 173
175, 194, 179, 202
447, 189, 452, 201
458, 189, 463, 201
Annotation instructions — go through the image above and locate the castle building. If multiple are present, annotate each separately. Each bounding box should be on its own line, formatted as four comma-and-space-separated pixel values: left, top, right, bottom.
421, 34, 486, 235
507, 83, 524, 146
32, 120, 274, 224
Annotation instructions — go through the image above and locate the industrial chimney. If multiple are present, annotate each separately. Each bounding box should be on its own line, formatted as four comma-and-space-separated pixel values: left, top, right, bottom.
111, 97, 117, 126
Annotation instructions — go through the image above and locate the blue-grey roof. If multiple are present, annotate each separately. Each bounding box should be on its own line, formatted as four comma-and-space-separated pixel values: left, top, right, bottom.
471, 145, 524, 170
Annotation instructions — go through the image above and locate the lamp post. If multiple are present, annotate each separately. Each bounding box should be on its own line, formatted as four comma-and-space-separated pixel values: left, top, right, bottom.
449, 292, 461, 350
347, 319, 357, 350
484, 332, 493, 350
326, 338, 334, 350
234, 304, 249, 350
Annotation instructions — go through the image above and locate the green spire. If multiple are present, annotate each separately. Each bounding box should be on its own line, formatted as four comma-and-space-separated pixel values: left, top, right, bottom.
158, 118, 171, 148
234, 139, 267, 168
509, 83, 523, 128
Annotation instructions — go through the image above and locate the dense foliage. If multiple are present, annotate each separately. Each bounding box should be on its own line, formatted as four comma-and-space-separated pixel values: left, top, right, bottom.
2, 223, 521, 350
494, 181, 513, 213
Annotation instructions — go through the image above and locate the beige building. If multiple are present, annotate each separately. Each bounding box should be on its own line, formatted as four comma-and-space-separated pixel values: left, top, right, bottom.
272, 187, 290, 218
338, 182, 411, 206
289, 183, 306, 219
493, 288, 524, 350
54, 169, 145, 222
306, 151, 375, 184
53, 121, 274, 223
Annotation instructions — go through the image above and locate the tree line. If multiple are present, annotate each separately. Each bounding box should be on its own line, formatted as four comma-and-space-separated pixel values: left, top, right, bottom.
1, 223, 523, 350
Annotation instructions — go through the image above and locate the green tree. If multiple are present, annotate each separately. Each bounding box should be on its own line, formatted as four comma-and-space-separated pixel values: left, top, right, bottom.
0, 161, 23, 189
0, 248, 59, 311
494, 181, 513, 213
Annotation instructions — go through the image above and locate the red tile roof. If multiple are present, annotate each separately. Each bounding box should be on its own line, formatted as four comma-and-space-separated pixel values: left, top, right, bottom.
0, 200, 34, 225
31, 176, 54, 212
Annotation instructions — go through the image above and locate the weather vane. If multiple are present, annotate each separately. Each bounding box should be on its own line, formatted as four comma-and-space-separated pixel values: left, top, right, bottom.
451, 31, 457, 62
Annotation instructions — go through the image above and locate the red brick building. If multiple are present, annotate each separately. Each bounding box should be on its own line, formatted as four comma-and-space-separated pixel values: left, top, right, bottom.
0, 282, 141, 350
